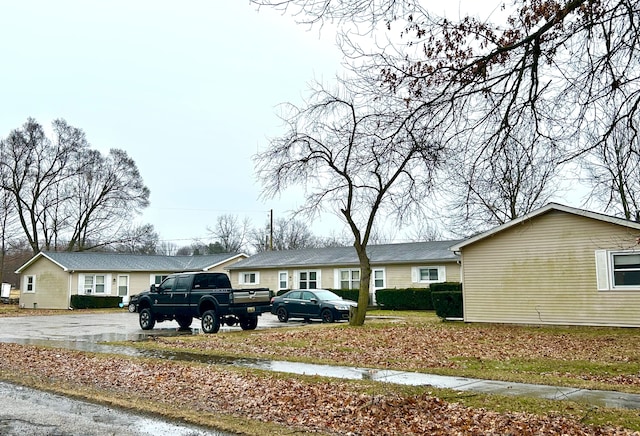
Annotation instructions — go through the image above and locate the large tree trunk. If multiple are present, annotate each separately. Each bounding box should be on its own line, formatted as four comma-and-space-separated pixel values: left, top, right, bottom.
350, 246, 372, 326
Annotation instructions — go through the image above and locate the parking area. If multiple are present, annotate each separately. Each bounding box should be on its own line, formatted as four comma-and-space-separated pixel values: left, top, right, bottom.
0, 311, 290, 349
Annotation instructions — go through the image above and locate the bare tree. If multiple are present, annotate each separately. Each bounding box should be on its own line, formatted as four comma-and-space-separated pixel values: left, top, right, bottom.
156, 241, 179, 256
255, 0, 640, 216
0, 118, 152, 254
65, 148, 150, 251
582, 125, 640, 220
445, 132, 562, 235
255, 80, 443, 325
0, 118, 87, 254
207, 214, 251, 253
251, 217, 320, 252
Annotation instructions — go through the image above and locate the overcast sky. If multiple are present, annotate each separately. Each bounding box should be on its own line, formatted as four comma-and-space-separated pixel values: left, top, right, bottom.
0, 1, 345, 244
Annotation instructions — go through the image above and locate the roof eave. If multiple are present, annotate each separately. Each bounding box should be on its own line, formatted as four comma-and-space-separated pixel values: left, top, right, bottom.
450, 202, 640, 251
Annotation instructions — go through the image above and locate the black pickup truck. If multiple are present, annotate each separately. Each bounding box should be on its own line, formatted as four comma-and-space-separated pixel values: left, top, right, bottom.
135, 271, 271, 334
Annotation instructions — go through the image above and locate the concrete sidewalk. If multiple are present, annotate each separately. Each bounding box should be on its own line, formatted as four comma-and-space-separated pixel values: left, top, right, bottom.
256, 361, 640, 410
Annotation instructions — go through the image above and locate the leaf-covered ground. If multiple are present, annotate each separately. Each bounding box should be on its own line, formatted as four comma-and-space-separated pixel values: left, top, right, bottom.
147, 318, 640, 392
1, 342, 638, 436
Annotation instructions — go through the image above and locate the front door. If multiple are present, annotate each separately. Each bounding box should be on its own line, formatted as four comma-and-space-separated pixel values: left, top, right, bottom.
117, 275, 129, 302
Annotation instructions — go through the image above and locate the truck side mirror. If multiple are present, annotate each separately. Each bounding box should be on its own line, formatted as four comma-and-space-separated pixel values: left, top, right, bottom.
150, 284, 157, 292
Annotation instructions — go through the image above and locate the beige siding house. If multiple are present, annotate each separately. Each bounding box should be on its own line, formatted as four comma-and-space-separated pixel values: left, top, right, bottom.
451, 203, 640, 327
226, 241, 462, 304
16, 252, 247, 310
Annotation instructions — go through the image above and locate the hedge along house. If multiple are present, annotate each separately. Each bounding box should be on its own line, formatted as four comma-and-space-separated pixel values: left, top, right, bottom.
226, 241, 462, 305
450, 203, 640, 327
16, 251, 247, 310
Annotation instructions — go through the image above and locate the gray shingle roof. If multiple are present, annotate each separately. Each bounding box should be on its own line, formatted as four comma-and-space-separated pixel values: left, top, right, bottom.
227, 241, 462, 270
21, 251, 244, 272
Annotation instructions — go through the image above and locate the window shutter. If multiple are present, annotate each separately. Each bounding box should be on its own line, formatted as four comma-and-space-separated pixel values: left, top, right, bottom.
595, 250, 609, 291
77, 274, 85, 294
411, 267, 418, 283
333, 269, 340, 288
438, 266, 447, 282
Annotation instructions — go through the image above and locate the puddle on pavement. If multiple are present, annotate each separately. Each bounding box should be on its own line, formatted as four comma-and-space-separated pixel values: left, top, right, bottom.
1, 329, 396, 384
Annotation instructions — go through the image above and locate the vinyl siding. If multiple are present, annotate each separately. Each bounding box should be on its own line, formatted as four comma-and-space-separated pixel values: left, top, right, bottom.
19, 257, 69, 309
232, 262, 461, 294
461, 210, 640, 327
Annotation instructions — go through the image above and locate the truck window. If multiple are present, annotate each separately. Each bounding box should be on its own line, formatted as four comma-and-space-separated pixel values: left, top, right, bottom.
175, 276, 190, 292
158, 277, 175, 292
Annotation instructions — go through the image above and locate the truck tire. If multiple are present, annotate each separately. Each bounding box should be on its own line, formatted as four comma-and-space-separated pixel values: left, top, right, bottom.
176, 316, 192, 329
321, 309, 335, 323
276, 307, 289, 322
240, 316, 258, 330
201, 310, 220, 334
139, 308, 156, 330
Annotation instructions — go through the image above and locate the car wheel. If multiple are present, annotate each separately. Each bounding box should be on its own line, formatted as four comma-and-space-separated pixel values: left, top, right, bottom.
128, 302, 136, 313
139, 308, 155, 330
276, 307, 289, 322
240, 316, 258, 330
201, 310, 220, 334
321, 309, 335, 323
176, 316, 192, 329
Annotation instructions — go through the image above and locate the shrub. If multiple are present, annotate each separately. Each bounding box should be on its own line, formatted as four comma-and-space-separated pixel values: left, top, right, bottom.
375, 288, 434, 310
70, 295, 122, 309
430, 282, 463, 319
328, 289, 360, 302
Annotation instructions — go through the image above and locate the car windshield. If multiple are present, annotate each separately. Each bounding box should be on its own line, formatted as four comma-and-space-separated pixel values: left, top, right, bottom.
312, 290, 342, 301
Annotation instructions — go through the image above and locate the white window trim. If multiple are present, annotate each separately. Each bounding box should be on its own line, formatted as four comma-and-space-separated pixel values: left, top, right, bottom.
117, 274, 130, 297
333, 268, 361, 289
295, 270, 321, 289
411, 266, 446, 284
238, 271, 260, 285
372, 268, 386, 290
23, 275, 36, 293
595, 249, 640, 291
278, 271, 289, 291
77, 273, 112, 295
150, 274, 169, 286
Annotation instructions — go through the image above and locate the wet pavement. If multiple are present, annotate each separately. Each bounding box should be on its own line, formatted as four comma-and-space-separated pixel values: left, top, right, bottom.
0, 380, 230, 436
1, 311, 640, 412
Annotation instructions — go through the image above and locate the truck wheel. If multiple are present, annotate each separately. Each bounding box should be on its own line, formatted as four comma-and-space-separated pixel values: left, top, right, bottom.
276, 307, 288, 322
321, 309, 335, 323
240, 316, 258, 330
139, 308, 155, 330
201, 310, 220, 334
176, 316, 192, 329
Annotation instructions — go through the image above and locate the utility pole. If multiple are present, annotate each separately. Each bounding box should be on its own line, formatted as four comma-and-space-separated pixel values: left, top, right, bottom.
269, 209, 273, 251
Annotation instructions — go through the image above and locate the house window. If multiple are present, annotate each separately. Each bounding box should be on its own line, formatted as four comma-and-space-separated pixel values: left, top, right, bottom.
339, 269, 360, 289
24, 276, 35, 293
278, 271, 288, 291
412, 266, 446, 284
298, 271, 319, 289
373, 269, 385, 289
240, 272, 259, 285
595, 250, 640, 290
152, 275, 169, 285
613, 253, 640, 287
421, 268, 439, 281
84, 275, 106, 294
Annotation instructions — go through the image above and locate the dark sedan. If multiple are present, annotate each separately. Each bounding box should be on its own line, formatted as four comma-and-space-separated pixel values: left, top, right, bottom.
271, 289, 357, 323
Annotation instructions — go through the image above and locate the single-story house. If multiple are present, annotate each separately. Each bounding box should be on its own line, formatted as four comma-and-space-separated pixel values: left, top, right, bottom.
226, 241, 462, 304
451, 203, 640, 327
15, 251, 247, 310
